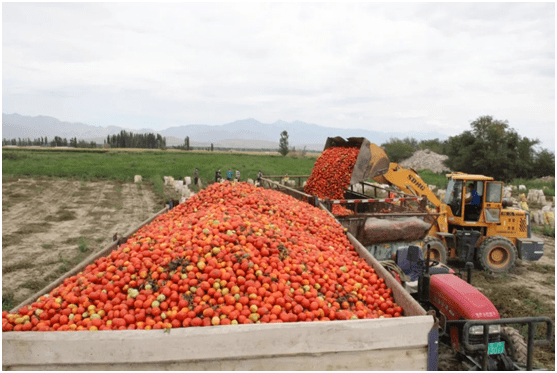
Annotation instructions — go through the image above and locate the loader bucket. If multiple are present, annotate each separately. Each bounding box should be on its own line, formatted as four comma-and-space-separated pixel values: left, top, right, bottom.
323, 137, 390, 185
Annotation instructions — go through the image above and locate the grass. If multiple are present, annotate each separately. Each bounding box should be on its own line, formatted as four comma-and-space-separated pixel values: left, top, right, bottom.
77, 237, 88, 253
509, 178, 555, 197
532, 225, 556, 237
417, 170, 449, 190
2, 148, 317, 190
417, 171, 556, 198
2, 293, 15, 311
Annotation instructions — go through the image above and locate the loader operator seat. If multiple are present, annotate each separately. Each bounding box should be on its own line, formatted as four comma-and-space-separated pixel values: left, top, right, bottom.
464, 182, 482, 221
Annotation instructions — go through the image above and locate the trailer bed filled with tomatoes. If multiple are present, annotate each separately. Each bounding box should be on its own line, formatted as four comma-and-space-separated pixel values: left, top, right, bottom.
3, 182, 435, 370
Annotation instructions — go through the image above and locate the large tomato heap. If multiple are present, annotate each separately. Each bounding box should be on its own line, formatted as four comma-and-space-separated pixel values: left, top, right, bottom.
304, 146, 360, 216
3, 182, 402, 332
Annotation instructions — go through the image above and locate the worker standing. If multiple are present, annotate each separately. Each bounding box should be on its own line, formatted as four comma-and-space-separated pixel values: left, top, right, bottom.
257, 170, 263, 186
227, 169, 233, 181
194, 168, 199, 186
215, 169, 221, 183
236, 169, 241, 182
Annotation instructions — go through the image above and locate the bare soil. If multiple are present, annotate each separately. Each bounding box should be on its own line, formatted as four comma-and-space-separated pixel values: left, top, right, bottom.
2, 177, 161, 307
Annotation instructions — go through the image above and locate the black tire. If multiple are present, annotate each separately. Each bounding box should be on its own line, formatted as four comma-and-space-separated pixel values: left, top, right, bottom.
500, 326, 528, 366
422, 236, 448, 264
477, 236, 518, 273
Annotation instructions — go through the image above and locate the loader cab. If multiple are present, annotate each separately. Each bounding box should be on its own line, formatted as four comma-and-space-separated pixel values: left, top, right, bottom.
443, 174, 502, 225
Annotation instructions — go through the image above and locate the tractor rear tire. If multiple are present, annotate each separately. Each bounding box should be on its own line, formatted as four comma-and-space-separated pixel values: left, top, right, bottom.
422, 237, 448, 264
478, 236, 517, 273
500, 326, 527, 366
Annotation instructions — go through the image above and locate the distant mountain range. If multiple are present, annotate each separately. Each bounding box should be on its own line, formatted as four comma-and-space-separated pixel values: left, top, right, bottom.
2, 113, 448, 150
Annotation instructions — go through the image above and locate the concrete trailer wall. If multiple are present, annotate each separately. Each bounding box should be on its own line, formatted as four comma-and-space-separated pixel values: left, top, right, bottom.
3, 316, 433, 370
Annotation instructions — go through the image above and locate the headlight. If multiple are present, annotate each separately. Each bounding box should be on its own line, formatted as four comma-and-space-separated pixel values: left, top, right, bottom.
469, 324, 501, 335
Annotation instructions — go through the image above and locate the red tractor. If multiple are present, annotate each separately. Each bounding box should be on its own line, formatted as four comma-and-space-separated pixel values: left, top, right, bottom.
392, 245, 553, 370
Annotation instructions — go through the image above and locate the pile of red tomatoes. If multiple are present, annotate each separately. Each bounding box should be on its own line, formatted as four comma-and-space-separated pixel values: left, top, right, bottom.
3, 182, 402, 332
304, 146, 360, 216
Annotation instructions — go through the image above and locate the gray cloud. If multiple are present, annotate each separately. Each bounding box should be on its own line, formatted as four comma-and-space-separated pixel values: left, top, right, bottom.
2, 3, 554, 150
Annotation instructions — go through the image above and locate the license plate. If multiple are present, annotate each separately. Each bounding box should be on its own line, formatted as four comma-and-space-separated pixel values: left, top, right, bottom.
488, 341, 505, 355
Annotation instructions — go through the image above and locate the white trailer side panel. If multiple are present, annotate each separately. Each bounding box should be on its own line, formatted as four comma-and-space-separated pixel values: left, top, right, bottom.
3, 316, 433, 370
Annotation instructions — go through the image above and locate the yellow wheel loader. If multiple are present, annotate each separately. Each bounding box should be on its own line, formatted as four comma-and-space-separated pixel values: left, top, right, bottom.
343, 138, 544, 273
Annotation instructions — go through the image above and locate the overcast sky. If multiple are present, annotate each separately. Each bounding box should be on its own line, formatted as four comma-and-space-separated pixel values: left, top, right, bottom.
2, 2, 555, 150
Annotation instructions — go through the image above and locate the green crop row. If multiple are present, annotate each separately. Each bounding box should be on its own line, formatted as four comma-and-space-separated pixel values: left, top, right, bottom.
3, 148, 553, 196
2, 148, 317, 187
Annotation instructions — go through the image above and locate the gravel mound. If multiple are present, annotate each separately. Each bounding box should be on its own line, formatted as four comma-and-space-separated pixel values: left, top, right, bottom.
399, 149, 451, 174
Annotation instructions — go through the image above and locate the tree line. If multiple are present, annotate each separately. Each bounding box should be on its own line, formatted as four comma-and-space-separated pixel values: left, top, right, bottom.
2, 136, 98, 148
106, 130, 166, 149
381, 115, 554, 182
2, 130, 168, 149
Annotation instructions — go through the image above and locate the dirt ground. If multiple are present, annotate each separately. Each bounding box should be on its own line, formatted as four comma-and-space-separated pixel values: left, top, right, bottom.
2, 178, 554, 370
2, 177, 162, 308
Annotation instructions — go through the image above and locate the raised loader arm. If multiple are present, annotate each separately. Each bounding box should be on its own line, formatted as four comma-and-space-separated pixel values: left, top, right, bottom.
374, 162, 442, 209
326, 137, 442, 208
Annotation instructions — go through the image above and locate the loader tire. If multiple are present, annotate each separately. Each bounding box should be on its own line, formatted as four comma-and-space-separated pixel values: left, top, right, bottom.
500, 326, 528, 366
478, 236, 517, 273
422, 237, 448, 264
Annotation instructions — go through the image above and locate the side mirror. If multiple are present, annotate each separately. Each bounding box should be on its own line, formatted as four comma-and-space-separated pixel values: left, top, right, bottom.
407, 245, 421, 263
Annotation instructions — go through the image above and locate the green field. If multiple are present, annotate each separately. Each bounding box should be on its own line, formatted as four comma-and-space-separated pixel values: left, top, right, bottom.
3, 148, 553, 196
2, 148, 317, 191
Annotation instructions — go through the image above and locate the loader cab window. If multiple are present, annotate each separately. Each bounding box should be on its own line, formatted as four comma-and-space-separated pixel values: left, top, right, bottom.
486, 182, 502, 203
444, 179, 464, 217
484, 182, 503, 223
464, 182, 483, 221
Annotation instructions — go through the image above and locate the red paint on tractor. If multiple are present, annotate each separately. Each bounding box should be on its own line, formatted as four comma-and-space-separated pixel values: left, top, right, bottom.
430, 274, 499, 321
